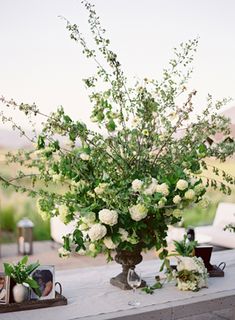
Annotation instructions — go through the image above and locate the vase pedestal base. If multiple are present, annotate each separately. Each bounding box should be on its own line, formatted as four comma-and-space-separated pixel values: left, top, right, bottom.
110, 273, 146, 290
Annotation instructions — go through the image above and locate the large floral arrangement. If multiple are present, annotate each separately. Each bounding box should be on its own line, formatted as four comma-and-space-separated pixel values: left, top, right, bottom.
0, 1, 235, 262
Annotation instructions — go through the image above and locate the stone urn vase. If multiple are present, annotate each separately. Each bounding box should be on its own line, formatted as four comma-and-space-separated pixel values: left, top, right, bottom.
110, 245, 146, 290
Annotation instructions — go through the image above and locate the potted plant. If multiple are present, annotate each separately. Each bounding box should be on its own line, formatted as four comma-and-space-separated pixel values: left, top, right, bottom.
4, 256, 41, 303
0, 1, 234, 289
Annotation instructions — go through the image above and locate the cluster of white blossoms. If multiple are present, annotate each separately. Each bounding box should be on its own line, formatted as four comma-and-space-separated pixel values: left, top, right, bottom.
132, 179, 143, 192
156, 183, 169, 196
129, 176, 207, 222
103, 237, 117, 249
144, 178, 158, 195
80, 153, 90, 161
129, 204, 148, 221
88, 223, 107, 242
184, 189, 195, 200
176, 256, 208, 291
98, 209, 118, 226
173, 195, 181, 204
176, 179, 188, 191
94, 183, 108, 195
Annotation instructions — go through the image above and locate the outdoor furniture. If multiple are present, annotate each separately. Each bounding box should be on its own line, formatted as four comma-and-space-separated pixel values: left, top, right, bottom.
3, 249, 235, 320
50, 217, 76, 244
195, 202, 235, 249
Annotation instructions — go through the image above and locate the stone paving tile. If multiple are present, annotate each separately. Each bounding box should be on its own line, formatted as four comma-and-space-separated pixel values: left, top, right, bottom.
179, 308, 234, 320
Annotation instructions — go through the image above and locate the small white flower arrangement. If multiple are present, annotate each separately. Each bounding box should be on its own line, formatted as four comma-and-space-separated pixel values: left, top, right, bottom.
175, 256, 208, 292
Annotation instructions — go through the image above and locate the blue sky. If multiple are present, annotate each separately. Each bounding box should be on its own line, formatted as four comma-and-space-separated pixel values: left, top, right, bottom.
0, 0, 235, 130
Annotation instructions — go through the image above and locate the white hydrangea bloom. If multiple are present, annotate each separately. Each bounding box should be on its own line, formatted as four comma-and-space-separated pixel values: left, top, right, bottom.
94, 183, 108, 195
103, 237, 118, 249
88, 223, 107, 241
58, 247, 70, 259
158, 197, 167, 208
118, 228, 129, 241
98, 209, 118, 226
78, 223, 88, 231
82, 212, 96, 224
173, 195, 181, 204
176, 179, 188, 191
177, 256, 197, 272
129, 204, 148, 221
172, 209, 182, 217
184, 189, 195, 200
80, 153, 90, 161
131, 179, 143, 192
144, 178, 158, 195
156, 183, 169, 196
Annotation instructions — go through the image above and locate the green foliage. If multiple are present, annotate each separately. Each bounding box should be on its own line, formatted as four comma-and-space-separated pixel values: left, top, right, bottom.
0, 206, 16, 231
173, 235, 198, 257
4, 256, 41, 296
141, 276, 163, 294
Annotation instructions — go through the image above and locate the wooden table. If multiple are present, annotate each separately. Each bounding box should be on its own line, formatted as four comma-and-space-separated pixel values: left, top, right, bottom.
1, 250, 235, 320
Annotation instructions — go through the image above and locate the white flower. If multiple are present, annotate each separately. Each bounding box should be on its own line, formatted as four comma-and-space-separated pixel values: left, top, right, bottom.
89, 243, 96, 252
58, 247, 70, 259
88, 223, 107, 241
142, 129, 149, 136
78, 223, 88, 231
184, 189, 195, 200
156, 183, 169, 196
58, 205, 69, 224
131, 117, 141, 128
173, 195, 181, 204
129, 204, 148, 221
144, 178, 158, 195
94, 183, 108, 195
158, 197, 167, 208
118, 228, 129, 241
177, 257, 197, 272
80, 153, 90, 161
172, 209, 182, 217
82, 212, 96, 224
176, 179, 188, 191
98, 209, 118, 226
103, 237, 118, 249
131, 179, 143, 192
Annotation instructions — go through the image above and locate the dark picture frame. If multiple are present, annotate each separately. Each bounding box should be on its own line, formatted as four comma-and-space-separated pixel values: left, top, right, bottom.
30, 266, 55, 300
0, 273, 10, 304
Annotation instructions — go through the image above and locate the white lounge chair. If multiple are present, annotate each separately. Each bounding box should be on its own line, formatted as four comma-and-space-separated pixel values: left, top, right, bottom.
50, 216, 76, 244
195, 202, 235, 249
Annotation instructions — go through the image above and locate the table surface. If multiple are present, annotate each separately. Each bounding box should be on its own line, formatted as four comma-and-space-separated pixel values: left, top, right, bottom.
1, 250, 235, 320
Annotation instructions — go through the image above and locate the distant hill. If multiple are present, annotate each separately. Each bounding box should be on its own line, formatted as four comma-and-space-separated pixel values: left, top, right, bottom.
0, 129, 32, 149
